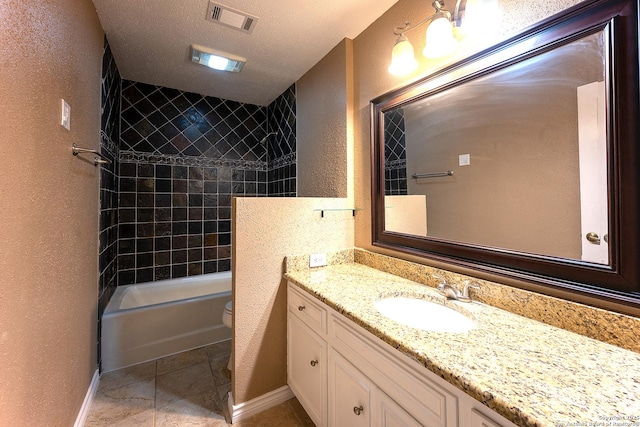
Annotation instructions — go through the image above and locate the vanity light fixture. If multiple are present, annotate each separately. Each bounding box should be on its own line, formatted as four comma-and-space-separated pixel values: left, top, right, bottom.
388, 0, 467, 75
190, 44, 246, 73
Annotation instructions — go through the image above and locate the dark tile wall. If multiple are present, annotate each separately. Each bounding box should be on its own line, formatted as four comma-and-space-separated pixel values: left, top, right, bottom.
117, 81, 280, 284
384, 107, 408, 195
98, 36, 121, 367
267, 84, 297, 197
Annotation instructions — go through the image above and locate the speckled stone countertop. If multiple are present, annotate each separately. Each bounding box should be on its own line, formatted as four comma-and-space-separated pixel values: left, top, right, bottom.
284, 262, 640, 427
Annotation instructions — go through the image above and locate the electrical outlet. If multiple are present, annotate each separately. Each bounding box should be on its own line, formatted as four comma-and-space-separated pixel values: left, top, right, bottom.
309, 252, 327, 268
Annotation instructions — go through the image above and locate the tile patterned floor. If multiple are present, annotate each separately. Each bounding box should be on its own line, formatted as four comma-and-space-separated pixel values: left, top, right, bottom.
86, 341, 314, 426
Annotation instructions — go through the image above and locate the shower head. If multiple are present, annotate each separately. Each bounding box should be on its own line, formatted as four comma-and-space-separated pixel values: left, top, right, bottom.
259, 132, 278, 145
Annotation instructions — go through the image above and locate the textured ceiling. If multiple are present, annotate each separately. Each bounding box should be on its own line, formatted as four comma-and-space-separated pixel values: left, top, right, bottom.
92, 0, 399, 106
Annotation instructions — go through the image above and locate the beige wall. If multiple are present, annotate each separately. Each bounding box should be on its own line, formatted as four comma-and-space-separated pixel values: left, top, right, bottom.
232, 197, 354, 403
0, 0, 103, 424
353, 0, 583, 259
297, 38, 354, 199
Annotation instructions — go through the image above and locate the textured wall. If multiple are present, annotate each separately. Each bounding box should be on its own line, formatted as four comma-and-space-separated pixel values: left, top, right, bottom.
352, 0, 583, 257
233, 198, 354, 403
0, 0, 103, 424
297, 39, 353, 198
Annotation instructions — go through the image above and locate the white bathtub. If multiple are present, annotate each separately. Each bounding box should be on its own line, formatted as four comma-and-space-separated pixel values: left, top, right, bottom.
101, 271, 232, 372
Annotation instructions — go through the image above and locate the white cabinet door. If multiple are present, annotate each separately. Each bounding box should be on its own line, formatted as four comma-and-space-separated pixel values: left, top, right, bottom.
288, 314, 327, 426
329, 350, 372, 427
378, 391, 422, 427
470, 408, 506, 427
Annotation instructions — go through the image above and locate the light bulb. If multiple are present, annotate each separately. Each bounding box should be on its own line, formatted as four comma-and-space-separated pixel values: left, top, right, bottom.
423, 15, 457, 58
388, 35, 418, 75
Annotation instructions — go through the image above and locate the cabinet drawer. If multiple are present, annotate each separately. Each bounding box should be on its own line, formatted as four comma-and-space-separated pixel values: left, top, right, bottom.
288, 283, 327, 335
331, 316, 458, 427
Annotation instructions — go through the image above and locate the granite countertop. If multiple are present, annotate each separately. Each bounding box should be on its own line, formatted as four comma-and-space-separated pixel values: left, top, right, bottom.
284, 263, 640, 427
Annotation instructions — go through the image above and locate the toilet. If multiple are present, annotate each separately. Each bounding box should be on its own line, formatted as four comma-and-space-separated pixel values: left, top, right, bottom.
222, 300, 232, 370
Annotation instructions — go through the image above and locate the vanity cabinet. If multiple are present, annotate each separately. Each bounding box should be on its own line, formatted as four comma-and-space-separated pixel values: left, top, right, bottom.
287, 286, 328, 426
287, 282, 517, 427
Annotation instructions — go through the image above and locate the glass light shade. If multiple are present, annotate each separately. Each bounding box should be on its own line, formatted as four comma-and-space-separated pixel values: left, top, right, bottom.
422, 15, 458, 58
460, 0, 502, 39
388, 35, 418, 75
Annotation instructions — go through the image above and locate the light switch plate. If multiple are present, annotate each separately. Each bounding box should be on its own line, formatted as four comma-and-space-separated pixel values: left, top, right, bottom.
61, 99, 71, 130
309, 252, 327, 268
459, 154, 470, 166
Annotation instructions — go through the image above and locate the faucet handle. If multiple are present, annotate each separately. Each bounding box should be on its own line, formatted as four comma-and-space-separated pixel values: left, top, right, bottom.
433, 274, 447, 288
461, 281, 480, 298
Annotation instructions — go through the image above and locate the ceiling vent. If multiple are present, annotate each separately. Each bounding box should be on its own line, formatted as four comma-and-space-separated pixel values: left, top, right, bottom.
206, 2, 258, 34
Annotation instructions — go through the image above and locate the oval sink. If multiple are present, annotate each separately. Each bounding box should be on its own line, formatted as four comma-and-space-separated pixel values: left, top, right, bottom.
374, 297, 475, 333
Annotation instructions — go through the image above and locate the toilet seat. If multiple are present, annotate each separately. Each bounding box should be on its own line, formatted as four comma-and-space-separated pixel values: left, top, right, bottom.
222, 300, 232, 329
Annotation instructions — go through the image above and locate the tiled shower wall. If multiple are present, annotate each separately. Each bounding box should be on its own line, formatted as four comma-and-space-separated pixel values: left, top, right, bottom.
117, 81, 297, 284
267, 85, 297, 197
98, 37, 121, 365
384, 107, 408, 195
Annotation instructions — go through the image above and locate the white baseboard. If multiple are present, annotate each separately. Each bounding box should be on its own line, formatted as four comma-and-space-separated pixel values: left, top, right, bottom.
74, 369, 100, 427
227, 385, 294, 423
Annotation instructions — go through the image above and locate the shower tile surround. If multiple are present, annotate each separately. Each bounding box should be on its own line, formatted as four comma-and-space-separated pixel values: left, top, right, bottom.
384, 107, 408, 195
115, 81, 297, 284
98, 37, 121, 367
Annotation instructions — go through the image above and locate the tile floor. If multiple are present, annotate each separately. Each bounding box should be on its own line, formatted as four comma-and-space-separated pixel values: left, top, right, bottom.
85, 341, 314, 426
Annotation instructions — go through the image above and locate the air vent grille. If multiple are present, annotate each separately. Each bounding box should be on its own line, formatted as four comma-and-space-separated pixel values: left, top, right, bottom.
206, 2, 258, 34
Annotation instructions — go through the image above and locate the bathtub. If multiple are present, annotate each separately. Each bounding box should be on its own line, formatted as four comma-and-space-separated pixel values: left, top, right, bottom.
101, 271, 232, 372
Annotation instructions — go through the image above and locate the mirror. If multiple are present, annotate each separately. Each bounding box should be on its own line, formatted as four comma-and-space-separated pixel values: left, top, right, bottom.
384, 30, 608, 264
371, 0, 640, 305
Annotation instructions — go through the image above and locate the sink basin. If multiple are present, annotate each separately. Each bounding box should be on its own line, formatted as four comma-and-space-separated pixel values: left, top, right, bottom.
374, 297, 475, 333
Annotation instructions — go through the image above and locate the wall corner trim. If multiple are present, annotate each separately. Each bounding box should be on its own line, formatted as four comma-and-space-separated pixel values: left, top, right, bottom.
74, 369, 100, 427
227, 385, 294, 423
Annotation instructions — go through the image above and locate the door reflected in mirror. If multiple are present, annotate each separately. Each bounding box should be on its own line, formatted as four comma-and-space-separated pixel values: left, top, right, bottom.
383, 30, 609, 265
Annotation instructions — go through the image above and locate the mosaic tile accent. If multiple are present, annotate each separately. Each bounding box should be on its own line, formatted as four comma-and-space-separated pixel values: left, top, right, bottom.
98, 36, 121, 368
267, 84, 297, 197
120, 80, 268, 162
119, 150, 266, 171
384, 108, 407, 195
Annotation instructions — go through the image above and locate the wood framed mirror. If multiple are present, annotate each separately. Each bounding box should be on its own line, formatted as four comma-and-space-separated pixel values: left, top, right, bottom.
371, 0, 640, 310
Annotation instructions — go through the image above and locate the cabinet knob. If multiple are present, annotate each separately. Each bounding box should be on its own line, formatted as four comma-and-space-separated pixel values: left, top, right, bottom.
310, 360, 318, 367
353, 405, 364, 416
298, 305, 306, 311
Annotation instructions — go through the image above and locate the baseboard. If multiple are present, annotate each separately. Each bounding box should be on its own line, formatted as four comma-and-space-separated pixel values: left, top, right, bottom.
227, 385, 294, 423
74, 369, 100, 427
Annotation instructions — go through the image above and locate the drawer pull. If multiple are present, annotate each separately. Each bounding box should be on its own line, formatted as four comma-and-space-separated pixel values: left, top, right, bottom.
353, 405, 364, 416
298, 305, 306, 311
310, 360, 318, 367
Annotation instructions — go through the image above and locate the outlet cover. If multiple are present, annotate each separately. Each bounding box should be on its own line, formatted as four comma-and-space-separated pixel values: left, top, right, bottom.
309, 252, 327, 268
459, 154, 470, 166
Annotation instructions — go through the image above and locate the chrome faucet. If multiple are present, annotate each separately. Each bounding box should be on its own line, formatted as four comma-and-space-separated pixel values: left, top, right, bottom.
436, 278, 479, 303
